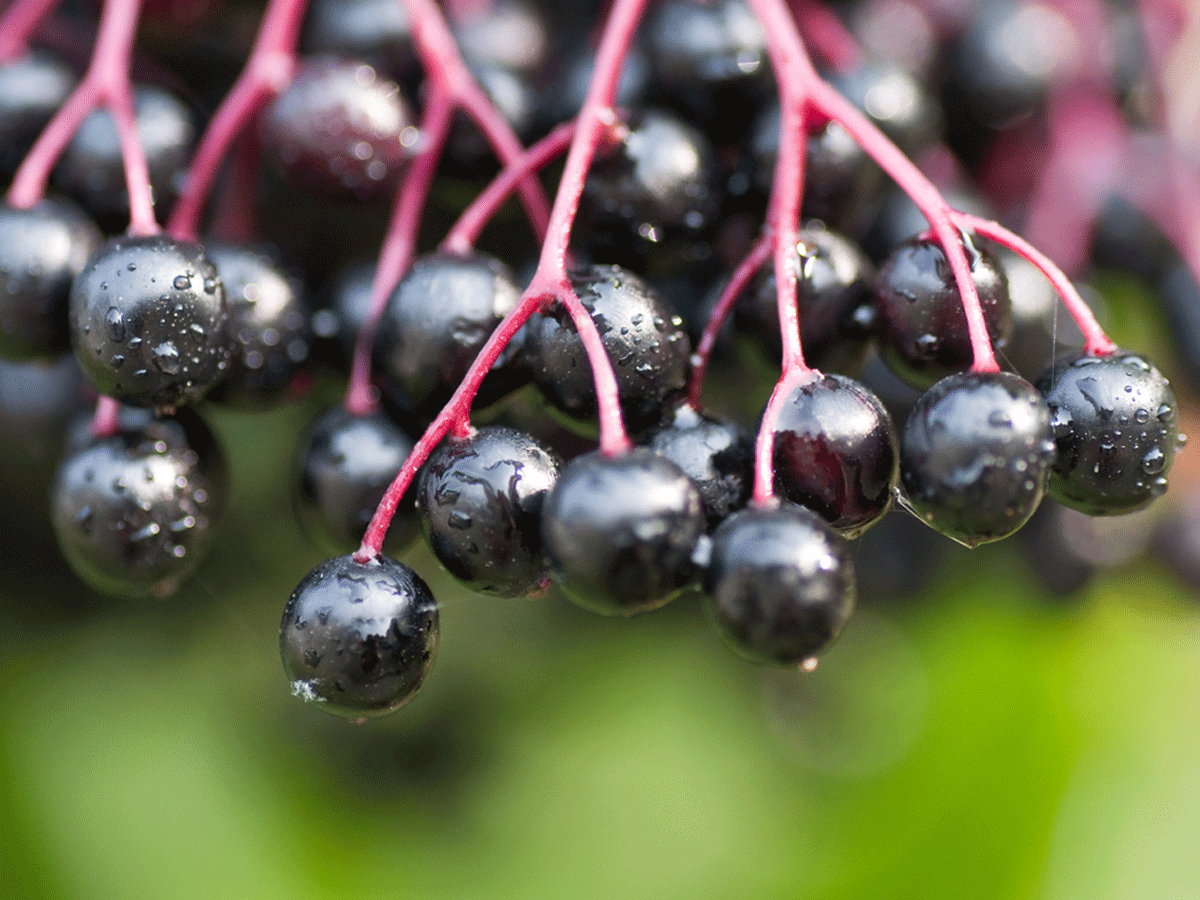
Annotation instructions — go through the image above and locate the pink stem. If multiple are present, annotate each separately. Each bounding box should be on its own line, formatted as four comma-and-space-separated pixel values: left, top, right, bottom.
751, 367, 812, 505
343, 85, 455, 417
7, 0, 150, 226
687, 231, 773, 408
398, 0, 551, 237
441, 120, 576, 255
166, 0, 306, 240
0, 0, 60, 60
354, 290, 543, 561
791, 0, 862, 72
954, 212, 1116, 357
804, 75, 1000, 372
89, 395, 121, 439
519, 0, 650, 455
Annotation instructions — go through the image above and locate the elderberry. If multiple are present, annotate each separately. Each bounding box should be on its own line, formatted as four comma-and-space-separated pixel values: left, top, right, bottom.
1036, 351, 1181, 515
900, 371, 1055, 547
416, 426, 560, 598
68, 235, 232, 411
541, 448, 705, 616
280, 553, 439, 721
704, 503, 856, 667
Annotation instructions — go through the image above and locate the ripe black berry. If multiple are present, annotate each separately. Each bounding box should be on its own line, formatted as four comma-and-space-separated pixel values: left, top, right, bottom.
772, 374, 898, 538
525, 264, 691, 434
374, 252, 523, 418
203, 243, 312, 410
644, 404, 753, 530
68, 235, 232, 411
280, 553, 439, 721
541, 448, 705, 616
0, 198, 102, 361
704, 503, 856, 667
50, 408, 227, 597
873, 236, 1013, 389
416, 426, 560, 597
1036, 350, 1181, 515
260, 56, 416, 202
900, 371, 1055, 546
294, 406, 418, 556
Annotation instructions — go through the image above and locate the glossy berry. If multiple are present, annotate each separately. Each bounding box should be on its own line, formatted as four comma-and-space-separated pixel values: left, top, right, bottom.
0, 198, 102, 361
69, 235, 231, 411
829, 63, 940, 156
50, 409, 227, 597
525, 264, 691, 434
645, 404, 753, 530
416, 426, 560, 597
54, 86, 195, 228
0, 50, 76, 177
294, 406, 418, 556
738, 222, 875, 373
644, 0, 769, 140
260, 56, 417, 202
280, 553, 438, 721
450, 0, 548, 78
900, 371, 1056, 547
580, 108, 719, 251
309, 260, 374, 370
374, 252, 523, 418
1036, 350, 1181, 515
541, 448, 706, 616
873, 235, 1013, 390
203, 243, 312, 409
772, 374, 898, 538
703, 503, 856, 667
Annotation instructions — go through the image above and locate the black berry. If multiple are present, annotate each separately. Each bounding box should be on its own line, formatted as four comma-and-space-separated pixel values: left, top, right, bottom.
280, 553, 439, 721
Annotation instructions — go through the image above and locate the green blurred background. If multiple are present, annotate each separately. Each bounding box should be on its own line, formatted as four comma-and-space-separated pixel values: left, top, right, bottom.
2, 384, 1198, 900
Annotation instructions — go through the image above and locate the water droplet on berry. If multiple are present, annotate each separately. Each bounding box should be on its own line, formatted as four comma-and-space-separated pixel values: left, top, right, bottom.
173, 275, 191, 290
105, 307, 125, 341
152, 342, 180, 374
1135, 408, 1150, 424
1142, 448, 1166, 474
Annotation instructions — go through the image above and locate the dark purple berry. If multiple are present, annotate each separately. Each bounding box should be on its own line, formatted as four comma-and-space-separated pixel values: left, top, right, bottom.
525, 264, 691, 433
873, 235, 1013, 390
68, 235, 231, 411
828, 63, 940, 156
541, 448, 706, 616
1036, 350, 1181, 515
416, 426, 560, 597
280, 553, 438, 721
54, 86, 195, 229
772, 374, 898, 538
738, 222, 875, 373
309, 260, 374, 370
451, 0, 548, 78
580, 108, 720, 250
644, 404, 753, 530
260, 56, 417, 202
0, 50, 76, 177
703, 503, 856, 667
50, 409, 226, 597
900, 371, 1055, 547
374, 251, 523, 418
203, 243, 312, 410
294, 406, 418, 556
0, 198, 102, 361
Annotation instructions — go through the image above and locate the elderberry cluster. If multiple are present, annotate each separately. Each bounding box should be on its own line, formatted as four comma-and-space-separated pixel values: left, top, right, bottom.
0, 0, 1193, 725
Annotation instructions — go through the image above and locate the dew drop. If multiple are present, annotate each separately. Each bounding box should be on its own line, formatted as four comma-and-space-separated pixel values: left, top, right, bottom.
105, 307, 125, 341
173, 274, 191, 290
1134, 408, 1150, 424
152, 341, 181, 374
1142, 447, 1166, 474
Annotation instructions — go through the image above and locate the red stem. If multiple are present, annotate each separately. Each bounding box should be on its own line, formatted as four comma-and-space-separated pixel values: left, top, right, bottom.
954, 212, 1116, 357
166, 0, 306, 240
398, 0, 551, 237
687, 231, 773, 408
441, 120, 577, 255
89, 395, 121, 439
0, 0, 60, 61
343, 84, 455, 417
7, 0, 157, 236
791, 0, 862, 73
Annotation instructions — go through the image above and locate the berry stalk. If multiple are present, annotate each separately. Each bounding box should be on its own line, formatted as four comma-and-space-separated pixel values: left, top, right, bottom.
0, 0, 61, 61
